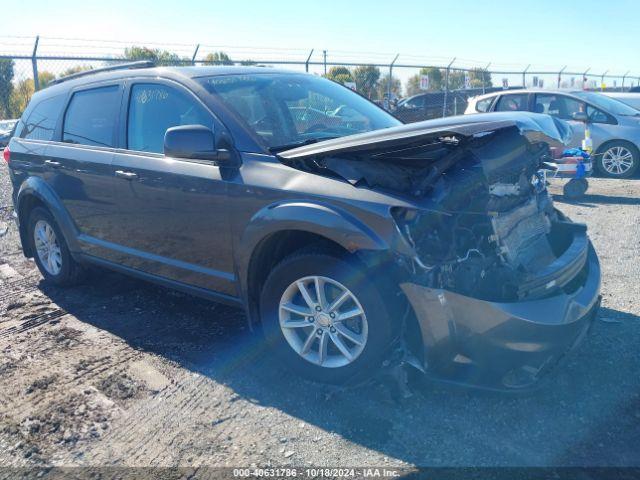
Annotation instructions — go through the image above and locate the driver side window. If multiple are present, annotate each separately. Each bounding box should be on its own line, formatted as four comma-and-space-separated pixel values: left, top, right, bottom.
128, 83, 212, 154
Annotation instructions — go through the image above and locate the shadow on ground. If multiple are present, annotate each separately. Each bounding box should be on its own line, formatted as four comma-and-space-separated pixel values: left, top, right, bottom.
41, 271, 640, 467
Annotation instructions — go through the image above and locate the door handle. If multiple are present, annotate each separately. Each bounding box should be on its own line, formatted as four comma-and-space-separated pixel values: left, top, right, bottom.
115, 170, 138, 180
44, 160, 61, 169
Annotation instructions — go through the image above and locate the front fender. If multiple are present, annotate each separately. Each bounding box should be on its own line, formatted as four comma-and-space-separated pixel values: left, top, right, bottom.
16, 176, 80, 255
236, 200, 389, 298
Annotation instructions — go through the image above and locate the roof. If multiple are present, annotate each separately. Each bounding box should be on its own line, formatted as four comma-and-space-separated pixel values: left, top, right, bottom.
31, 65, 303, 100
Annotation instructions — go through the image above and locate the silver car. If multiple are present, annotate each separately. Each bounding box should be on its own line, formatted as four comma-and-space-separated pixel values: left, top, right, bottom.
465, 89, 640, 178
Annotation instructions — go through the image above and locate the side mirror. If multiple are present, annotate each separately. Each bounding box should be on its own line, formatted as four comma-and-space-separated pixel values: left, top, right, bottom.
164, 125, 234, 164
571, 111, 589, 123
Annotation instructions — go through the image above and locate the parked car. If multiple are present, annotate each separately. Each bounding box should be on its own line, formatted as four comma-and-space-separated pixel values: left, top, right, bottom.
0, 119, 18, 148
601, 92, 640, 111
466, 89, 640, 178
6, 64, 601, 390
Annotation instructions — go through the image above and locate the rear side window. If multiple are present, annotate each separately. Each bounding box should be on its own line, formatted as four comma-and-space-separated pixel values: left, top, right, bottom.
495, 94, 529, 112
475, 97, 494, 112
127, 83, 211, 154
63, 86, 120, 147
20, 94, 66, 141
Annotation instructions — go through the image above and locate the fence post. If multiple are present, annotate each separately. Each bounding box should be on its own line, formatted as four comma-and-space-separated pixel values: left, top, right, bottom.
31, 36, 40, 92
582, 68, 591, 89
557, 65, 567, 88
305, 49, 314, 73
191, 44, 200, 65
443, 57, 455, 118
522, 64, 530, 88
600, 70, 608, 91
622, 71, 630, 90
322, 50, 327, 75
483, 62, 491, 94
388, 54, 399, 108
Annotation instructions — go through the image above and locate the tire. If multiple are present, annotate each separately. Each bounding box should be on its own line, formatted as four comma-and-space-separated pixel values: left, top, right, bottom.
27, 207, 84, 286
259, 250, 393, 384
596, 141, 639, 178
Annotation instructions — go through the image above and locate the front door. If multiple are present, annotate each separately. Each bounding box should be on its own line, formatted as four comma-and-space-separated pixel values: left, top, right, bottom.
533, 93, 586, 148
109, 81, 236, 296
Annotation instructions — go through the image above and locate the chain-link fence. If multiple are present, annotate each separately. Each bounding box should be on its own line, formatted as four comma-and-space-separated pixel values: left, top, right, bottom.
2, 35, 640, 123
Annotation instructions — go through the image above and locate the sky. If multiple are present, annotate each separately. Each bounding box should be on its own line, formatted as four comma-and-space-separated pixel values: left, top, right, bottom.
3, 0, 640, 88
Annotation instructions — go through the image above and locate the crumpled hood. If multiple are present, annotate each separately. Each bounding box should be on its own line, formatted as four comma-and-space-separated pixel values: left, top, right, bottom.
277, 112, 572, 161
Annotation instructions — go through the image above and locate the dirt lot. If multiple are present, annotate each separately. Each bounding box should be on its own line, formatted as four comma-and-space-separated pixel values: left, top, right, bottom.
0, 163, 639, 469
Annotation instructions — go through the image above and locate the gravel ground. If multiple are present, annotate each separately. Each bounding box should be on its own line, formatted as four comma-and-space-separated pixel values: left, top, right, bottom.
0, 162, 639, 469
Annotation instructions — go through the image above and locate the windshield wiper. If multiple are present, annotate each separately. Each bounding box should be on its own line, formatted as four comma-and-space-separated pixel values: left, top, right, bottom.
269, 136, 337, 154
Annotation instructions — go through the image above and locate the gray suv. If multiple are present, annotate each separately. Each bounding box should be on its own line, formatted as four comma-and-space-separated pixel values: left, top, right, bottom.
6, 63, 601, 390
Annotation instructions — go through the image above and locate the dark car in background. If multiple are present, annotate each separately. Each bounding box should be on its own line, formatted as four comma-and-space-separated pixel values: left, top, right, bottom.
0, 119, 18, 148
6, 64, 600, 390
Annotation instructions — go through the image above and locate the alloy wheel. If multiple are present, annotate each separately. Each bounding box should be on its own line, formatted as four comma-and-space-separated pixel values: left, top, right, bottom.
278, 275, 368, 368
602, 146, 634, 176
34, 220, 63, 276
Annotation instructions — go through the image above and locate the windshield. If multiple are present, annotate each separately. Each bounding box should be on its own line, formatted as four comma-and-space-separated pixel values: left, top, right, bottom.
197, 73, 400, 150
573, 91, 640, 116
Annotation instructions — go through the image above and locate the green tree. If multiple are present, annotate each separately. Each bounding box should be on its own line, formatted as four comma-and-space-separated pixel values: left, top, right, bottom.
405, 67, 445, 96
203, 52, 234, 65
0, 59, 15, 119
59, 65, 93, 78
352, 65, 380, 99
468, 68, 492, 88
124, 46, 183, 66
7, 71, 56, 117
376, 74, 401, 99
325, 66, 353, 85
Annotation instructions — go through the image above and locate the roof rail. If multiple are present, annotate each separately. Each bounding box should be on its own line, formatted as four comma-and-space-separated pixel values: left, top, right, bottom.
49, 61, 156, 86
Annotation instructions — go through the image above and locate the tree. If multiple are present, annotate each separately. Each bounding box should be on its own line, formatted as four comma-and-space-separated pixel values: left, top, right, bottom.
124, 46, 183, 66
376, 74, 401, 99
0, 59, 14, 119
59, 65, 93, 78
352, 65, 380, 99
468, 68, 492, 88
203, 52, 234, 65
7, 71, 56, 117
325, 66, 353, 85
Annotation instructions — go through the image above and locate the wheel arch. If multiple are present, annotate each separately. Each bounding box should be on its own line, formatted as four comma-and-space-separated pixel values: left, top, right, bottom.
237, 201, 393, 327
16, 177, 80, 257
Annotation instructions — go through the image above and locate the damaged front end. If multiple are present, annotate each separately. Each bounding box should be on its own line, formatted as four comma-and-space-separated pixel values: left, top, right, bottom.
278, 113, 601, 390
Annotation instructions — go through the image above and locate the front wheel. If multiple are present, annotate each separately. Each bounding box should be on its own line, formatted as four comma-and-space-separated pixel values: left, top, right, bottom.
259, 251, 393, 384
597, 142, 639, 178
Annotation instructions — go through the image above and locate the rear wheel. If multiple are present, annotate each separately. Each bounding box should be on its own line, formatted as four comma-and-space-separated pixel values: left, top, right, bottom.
28, 207, 84, 286
259, 251, 393, 384
597, 142, 639, 178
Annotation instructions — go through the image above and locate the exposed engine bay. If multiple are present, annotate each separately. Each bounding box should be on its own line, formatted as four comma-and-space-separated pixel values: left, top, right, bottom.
278, 114, 588, 302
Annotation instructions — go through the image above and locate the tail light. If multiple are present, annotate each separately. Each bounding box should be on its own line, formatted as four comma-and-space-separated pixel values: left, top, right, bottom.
2, 146, 9, 164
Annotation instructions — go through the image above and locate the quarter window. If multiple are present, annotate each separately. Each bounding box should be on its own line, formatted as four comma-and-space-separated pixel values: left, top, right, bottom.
21, 94, 66, 141
63, 86, 120, 147
127, 83, 212, 154
495, 94, 529, 112
475, 97, 494, 112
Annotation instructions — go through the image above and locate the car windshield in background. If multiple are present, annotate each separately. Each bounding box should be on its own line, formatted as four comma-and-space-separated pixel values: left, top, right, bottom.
573, 91, 640, 116
197, 73, 401, 151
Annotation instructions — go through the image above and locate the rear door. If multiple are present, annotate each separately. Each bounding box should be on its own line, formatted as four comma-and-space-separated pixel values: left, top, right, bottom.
41, 82, 124, 259
533, 93, 586, 148
109, 79, 236, 296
